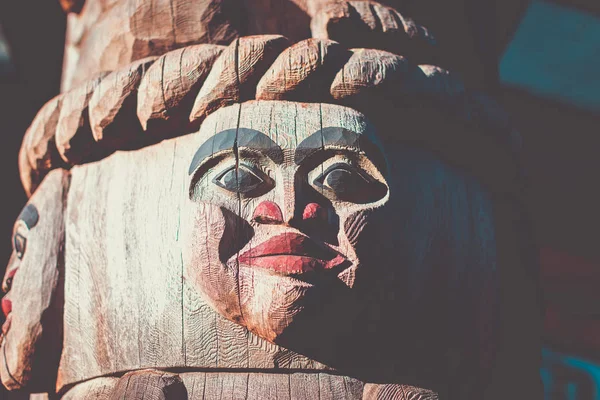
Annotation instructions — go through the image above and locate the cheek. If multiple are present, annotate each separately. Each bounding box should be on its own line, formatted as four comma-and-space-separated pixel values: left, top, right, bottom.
183, 202, 254, 323
184, 203, 253, 266
238, 268, 310, 342
343, 210, 369, 248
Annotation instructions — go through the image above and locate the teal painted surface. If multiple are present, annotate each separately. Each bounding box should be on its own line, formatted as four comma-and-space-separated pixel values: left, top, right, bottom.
542, 348, 600, 399
500, 0, 600, 112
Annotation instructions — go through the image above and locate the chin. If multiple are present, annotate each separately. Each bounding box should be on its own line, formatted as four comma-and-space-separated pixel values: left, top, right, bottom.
237, 265, 314, 342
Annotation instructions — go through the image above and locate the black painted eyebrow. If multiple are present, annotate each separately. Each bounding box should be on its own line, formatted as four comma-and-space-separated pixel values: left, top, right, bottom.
17, 204, 39, 230
188, 128, 283, 175
294, 127, 387, 173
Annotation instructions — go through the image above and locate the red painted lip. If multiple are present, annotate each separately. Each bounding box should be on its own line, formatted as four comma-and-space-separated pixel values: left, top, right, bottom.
1, 298, 11, 318
238, 233, 348, 275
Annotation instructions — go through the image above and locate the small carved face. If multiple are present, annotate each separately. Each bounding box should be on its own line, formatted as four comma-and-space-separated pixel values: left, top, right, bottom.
1, 171, 64, 391
2, 204, 39, 336
183, 101, 389, 344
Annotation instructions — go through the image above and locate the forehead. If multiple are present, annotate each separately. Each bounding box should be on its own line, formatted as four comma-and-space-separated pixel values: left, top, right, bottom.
198, 101, 374, 149
16, 204, 39, 229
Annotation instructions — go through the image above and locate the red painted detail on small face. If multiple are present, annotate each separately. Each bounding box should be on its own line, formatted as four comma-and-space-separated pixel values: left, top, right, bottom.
302, 202, 326, 221
2, 298, 11, 318
238, 233, 348, 275
253, 201, 284, 224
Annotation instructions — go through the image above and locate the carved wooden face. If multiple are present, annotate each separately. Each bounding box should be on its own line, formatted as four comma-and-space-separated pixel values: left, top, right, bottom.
1, 171, 64, 391
184, 101, 390, 343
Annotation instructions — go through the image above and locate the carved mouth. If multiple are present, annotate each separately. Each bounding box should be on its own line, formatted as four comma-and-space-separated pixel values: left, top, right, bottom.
237, 233, 349, 275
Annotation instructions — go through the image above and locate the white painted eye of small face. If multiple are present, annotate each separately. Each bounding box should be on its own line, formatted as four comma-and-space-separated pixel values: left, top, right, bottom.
12, 222, 28, 260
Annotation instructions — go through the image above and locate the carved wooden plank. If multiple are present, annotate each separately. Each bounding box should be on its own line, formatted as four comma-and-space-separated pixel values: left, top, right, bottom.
203, 372, 250, 400
255, 38, 350, 102
319, 374, 364, 399
362, 383, 439, 400
189, 35, 290, 126
19, 95, 66, 196
56, 72, 109, 166
59, 140, 186, 384
289, 373, 320, 399
245, 372, 290, 400
61, 377, 118, 400
0, 169, 68, 392
179, 372, 363, 400
137, 44, 225, 137
108, 369, 186, 400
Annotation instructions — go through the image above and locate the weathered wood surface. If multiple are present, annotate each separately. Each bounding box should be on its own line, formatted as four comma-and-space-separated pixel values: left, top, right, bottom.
55, 101, 499, 398
310, 1, 437, 64
88, 57, 157, 151
20, 37, 518, 199
61, 0, 244, 91
255, 38, 349, 102
189, 35, 290, 125
62, 103, 376, 388
56, 72, 108, 167
0, 169, 68, 392
137, 44, 224, 137
109, 370, 186, 399
19, 95, 67, 196
61, 377, 118, 399
362, 383, 439, 399
59, 371, 367, 399
9, 1, 540, 397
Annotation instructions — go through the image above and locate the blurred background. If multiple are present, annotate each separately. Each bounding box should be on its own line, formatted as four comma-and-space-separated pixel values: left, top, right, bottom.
0, 0, 598, 398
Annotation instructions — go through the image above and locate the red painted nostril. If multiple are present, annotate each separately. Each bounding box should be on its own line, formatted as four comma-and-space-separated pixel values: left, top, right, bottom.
303, 203, 326, 221
253, 201, 284, 223
2, 298, 11, 317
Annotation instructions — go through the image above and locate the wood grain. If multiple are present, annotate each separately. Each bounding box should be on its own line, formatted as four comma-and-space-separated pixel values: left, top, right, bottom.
109, 370, 186, 399
0, 169, 69, 392
61, 377, 118, 399
19, 95, 67, 196
362, 383, 439, 399
180, 371, 363, 400
56, 72, 109, 166
310, 1, 438, 64
59, 108, 334, 389
61, 0, 244, 91
88, 57, 157, 152
189, 35, 290, 126
137, 44, 225, 137
255, 38, 350, 102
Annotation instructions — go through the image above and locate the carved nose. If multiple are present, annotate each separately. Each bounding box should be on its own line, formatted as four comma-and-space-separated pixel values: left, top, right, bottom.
2, 298, 11, 317
303, 203, 327, 221
253, 201, 284, 224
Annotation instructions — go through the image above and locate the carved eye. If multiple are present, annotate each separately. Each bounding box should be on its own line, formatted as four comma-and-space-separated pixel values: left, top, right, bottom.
3, 277, 12, 294
313, 163, 386, 203
3, 269, 17, 294
13, 232, 26, 260
213, 165, 272, 196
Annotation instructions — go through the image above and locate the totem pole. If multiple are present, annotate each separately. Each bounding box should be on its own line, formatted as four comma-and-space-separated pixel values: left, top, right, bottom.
3, 0, 542, 398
